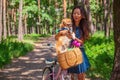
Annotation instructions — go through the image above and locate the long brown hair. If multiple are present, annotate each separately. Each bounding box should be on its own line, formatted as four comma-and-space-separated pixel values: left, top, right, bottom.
71, 6, 89, 40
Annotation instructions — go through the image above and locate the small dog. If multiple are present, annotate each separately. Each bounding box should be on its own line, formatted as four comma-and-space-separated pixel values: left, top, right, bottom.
55, 18, 73, 54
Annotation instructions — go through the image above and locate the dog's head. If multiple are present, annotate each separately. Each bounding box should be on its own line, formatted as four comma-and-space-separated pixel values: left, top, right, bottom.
60, 18, 72, 28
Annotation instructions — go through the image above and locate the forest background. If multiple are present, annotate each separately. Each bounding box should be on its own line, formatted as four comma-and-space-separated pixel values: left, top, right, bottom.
0, 0, 115, 80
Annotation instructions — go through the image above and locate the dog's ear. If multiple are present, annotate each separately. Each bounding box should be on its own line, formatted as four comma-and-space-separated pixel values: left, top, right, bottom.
60, 22, 65, 28
60, 19, 67, 28
60, 23, 63, 28
62, 19, 67, 26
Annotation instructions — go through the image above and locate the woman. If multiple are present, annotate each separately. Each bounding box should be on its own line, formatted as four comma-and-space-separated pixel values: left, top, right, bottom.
68, 6, 90, 80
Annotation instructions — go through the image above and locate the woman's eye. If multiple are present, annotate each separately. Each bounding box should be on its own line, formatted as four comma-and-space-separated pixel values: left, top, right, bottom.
73, 13, 81, 15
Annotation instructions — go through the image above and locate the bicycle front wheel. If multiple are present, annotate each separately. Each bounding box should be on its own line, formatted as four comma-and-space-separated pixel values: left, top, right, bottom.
42, 67, 53, 80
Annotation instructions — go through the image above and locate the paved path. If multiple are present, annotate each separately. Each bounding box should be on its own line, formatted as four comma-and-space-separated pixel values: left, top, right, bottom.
0, 35, 91, 80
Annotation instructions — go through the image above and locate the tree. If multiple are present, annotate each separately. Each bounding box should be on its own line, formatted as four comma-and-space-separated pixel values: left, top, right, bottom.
85, 0, 94, 34
3, 0, 7, 39
63, 0, 67, 18
110, 0, 120, 80
37, 0, 41, 34
18, 0, 23, 41
103, 0, 110, 37
74, 0, 85, 6
0, 0, 2, 41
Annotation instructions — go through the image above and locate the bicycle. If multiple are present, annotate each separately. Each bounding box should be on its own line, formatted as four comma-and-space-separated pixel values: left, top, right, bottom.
42, 58, 71, 80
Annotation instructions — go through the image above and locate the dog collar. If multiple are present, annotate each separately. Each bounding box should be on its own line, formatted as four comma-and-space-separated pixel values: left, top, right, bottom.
58, 27, 69, 32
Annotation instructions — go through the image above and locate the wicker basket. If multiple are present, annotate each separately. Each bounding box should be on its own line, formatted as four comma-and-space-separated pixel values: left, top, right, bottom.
57, 48, 83, 69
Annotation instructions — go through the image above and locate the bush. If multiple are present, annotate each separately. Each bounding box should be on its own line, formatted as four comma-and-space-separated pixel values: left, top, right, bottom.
85, 31, 114, 80
0, 39, 33, 68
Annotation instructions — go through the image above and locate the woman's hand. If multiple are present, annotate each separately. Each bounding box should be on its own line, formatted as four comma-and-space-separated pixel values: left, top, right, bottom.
75, 37, 84, 45
71, 32, 76, 40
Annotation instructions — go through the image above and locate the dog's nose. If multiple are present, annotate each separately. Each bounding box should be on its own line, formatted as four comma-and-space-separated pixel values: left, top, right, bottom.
67, 24, 72, 27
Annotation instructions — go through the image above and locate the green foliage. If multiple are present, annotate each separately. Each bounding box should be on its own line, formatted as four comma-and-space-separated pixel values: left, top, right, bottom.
90, 0, 104, 25
8, 0, 66, 34
24, 33, 51, 41
0, 39, 33, 68
9, 0, 19, 8
90, 0, 100, 14
22, 0, 39, 27
85, 32, 114, 80
40, 12, 53, 25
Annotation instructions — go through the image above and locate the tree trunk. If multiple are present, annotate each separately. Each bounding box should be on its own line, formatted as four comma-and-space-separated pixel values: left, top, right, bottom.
3, 0, 7, 39
18, 0, 23, 41
63, 0, 67, 18
0, 0, 2, 41
104, 0, 110, 37
99, 0, 103, 31
110, 11, 113, 29
54, 0, 58, 34
74, 0, 85, 6
68, 0, 72, 17
24, 15, 27, 34
110, 0, 120, 80
13, 9, 17, 35
31, 26, 34, 34
7, 12, 10, 36
110, 0, 113, 29
11, 9, 15, 35
37, 0, 40, 34
6, 0, 11, 36
85, 0, 94, 34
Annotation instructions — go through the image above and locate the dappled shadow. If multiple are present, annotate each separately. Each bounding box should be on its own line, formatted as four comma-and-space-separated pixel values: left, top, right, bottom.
0, 35, 56, 80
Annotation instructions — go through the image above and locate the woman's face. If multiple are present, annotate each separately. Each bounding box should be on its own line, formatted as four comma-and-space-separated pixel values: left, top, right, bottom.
73, 8, 82, 24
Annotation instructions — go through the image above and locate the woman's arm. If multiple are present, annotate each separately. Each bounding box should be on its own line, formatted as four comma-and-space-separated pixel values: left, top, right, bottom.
71, 32, 84, 45
75, 37, 84, 45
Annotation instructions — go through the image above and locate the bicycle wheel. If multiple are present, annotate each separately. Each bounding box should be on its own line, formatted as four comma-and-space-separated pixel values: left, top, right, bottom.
42, 67, 53, 80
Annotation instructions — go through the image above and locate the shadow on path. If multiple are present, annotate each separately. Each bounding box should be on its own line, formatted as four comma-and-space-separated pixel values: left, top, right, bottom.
0, 35, 56, 80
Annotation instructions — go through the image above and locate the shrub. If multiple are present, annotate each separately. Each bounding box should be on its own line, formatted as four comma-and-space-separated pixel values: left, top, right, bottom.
0, 39, 33, 68
85, 32, 114, 80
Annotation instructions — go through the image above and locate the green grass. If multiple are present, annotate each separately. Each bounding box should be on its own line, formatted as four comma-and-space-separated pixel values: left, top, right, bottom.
24, 33, 51, 40
85, 31, 114, 80
23, 33, 51, 44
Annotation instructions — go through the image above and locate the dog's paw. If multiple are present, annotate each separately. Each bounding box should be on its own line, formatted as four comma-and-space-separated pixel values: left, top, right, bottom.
72, 32, 76, 39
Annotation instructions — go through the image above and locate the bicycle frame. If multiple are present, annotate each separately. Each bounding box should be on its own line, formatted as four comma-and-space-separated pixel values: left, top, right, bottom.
52, 66, 62, 80
44, 60, 69, 80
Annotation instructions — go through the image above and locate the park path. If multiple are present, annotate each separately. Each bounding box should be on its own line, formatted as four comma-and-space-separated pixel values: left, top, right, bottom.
0, 35, 56, 80
0, 35, 91, 80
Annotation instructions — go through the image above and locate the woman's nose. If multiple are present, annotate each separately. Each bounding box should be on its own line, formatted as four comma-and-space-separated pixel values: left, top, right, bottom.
75, 13, 79, 16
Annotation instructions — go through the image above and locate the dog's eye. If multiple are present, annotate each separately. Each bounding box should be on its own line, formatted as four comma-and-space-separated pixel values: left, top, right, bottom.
67, 24, 72, 26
